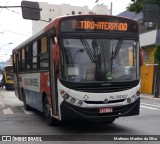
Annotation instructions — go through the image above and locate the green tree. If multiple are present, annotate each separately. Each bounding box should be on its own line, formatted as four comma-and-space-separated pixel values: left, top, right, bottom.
127, 0, 159, 13
154, 45, 160, 97
154, 45, 160, 66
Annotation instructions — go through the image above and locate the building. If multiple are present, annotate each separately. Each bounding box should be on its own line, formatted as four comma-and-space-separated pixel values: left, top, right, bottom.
7, 55, 12, 65
119, 10, 159, 94
32, 2, 110, 34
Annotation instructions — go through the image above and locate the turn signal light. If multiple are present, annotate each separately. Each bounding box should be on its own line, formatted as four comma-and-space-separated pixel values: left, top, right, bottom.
136, 91, 140, 96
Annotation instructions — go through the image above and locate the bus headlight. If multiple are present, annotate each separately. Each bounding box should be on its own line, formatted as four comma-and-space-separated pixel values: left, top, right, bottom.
127, 98, 132, 103
60, 89, 84, 106
77, 100, 83, 106
70, 97, 76, 104
127, 95, 138, 104
60, 90, 69, 100
63, 93, 69, 100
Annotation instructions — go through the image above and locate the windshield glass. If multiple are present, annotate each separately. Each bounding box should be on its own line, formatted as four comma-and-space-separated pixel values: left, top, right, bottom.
5, 66, 13, 80
59, 38, 139, 83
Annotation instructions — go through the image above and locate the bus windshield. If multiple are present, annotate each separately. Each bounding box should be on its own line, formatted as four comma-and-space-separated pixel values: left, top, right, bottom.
59, 38, 139, 83
5, 66, 13, 80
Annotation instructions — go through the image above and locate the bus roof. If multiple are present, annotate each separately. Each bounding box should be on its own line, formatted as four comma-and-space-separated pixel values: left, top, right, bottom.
12, 14, 138, 53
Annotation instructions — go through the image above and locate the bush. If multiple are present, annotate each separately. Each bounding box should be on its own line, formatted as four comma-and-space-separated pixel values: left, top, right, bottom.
154, 44, 160, 66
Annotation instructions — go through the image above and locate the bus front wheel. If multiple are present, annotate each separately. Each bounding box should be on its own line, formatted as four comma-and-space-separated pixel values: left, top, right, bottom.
43, 97, 56, 126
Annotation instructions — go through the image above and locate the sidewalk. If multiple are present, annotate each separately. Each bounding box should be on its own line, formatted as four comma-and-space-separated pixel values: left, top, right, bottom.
140, 93, 160, 102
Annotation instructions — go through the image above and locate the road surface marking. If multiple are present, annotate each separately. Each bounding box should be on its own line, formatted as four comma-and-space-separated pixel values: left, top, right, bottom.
20, 107, 34, 114
140, 105, 159, 110
141, 103, 160, 108
0, 95, 4, 107
3, 107, 14, 114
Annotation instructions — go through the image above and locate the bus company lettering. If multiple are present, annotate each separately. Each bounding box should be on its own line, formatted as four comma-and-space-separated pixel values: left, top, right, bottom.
73, 20, 128, 31
24, 78, 39, 87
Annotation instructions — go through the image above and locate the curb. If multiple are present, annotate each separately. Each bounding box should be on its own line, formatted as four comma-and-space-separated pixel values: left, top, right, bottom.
140, 94, 160, 101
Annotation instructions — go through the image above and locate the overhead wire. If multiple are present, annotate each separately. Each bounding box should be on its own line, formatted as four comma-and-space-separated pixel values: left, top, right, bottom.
4, 29, 31, 36
0, 0, 21, 15
0, 0, 10, 12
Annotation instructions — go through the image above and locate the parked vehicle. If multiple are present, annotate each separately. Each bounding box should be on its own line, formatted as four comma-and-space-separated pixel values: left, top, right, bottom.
2, 65, 14, 90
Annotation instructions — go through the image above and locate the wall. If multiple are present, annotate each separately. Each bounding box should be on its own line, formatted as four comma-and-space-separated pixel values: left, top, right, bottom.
140, 47, 154, 94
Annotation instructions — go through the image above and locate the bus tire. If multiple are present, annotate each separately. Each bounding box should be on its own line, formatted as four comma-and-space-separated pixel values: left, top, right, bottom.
43, 97, 60, 126
43, 97, 57, 126
23, 93, 31, 111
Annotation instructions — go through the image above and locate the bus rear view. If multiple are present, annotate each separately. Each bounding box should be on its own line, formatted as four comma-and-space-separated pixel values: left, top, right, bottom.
2, 65, 14, 90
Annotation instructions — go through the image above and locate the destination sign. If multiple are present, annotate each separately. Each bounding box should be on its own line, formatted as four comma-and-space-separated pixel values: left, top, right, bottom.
72, 21, 128, 31
60, 16, 138, 33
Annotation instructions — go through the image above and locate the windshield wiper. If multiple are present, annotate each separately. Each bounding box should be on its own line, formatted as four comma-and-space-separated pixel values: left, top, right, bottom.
113, 39, 123, 59
111, 39, 123, 72
80, 38, 95, 63
59, 41, 73, 64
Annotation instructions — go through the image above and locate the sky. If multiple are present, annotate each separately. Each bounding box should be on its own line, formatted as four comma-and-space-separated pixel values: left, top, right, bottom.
0, 0, 131, 62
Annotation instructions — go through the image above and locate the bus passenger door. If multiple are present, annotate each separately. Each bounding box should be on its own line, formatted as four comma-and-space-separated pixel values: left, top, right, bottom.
49, 34, 58, 116
15, 54, 22, 100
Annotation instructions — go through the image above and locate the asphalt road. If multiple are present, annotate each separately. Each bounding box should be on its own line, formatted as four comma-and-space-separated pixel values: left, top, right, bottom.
0, 89, 160, 144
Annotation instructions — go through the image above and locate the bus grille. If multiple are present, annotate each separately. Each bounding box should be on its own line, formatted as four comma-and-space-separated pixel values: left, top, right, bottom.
74, 86, 133, 93
84, 99, 126, 104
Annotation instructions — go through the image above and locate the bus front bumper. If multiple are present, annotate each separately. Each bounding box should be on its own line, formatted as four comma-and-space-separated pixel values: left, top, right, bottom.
60, 98, 140, 122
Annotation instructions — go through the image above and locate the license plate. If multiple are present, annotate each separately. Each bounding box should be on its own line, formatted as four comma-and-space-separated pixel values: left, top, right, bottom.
99, 108, 113, 113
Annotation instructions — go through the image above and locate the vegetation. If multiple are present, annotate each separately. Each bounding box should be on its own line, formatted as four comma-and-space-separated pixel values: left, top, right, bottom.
127, 0, 159, 13
154, 44, 160, 66
154, 45, 160, 97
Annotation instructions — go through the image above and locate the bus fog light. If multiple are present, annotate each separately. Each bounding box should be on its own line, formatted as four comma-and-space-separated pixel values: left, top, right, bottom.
63, 93, 69, 99
70, 98, 76, 104
77, 100, 83, 106
127, 98, 132, 103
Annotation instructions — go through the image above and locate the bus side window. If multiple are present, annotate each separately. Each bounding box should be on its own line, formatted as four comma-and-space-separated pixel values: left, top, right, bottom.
25, 45, 32, 71
32, 41, 38, 69
18, 50, 22, 71
40, 36, 48, 69
13, 54, 16, 72
22, 48, 25, 71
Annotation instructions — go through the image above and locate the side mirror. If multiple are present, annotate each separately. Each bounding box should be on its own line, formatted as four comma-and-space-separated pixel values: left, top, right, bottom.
140, 48, 144, 67
52, 44, 59, 62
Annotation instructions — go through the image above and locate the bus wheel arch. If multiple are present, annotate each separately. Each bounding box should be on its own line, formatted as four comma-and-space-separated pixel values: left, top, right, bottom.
42, 92, 57, 126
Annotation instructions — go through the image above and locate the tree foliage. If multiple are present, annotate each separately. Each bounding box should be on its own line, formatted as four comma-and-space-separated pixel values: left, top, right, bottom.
154, 44, 160, 66
127, 0, 159, 13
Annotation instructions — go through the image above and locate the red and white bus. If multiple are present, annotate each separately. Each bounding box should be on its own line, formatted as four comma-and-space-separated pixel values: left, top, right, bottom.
12, 15, 141, 126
